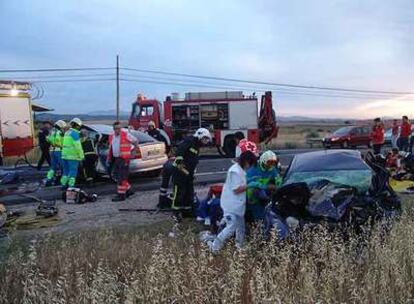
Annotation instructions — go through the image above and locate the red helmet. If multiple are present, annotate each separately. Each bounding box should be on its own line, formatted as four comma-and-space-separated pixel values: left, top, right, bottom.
236, 139, 258, 158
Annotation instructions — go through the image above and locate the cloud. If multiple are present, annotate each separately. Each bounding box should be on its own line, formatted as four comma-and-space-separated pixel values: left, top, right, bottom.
0, 0, 413, 117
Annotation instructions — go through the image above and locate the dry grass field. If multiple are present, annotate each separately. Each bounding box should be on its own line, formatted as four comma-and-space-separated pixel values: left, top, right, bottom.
268, 122, 346, 150
1, 196, 413, 303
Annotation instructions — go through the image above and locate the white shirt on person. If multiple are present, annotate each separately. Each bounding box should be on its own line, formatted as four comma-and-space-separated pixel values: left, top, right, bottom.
220, 162, 247, 217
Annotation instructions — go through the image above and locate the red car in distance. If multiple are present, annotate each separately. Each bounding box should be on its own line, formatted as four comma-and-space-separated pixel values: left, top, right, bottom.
323, 126, 372, 149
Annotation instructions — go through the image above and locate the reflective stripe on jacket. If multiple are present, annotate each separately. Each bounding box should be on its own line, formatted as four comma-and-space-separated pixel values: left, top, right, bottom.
47, 129, 64, 152
62, 129, 85, 161
81, 138, 96, 156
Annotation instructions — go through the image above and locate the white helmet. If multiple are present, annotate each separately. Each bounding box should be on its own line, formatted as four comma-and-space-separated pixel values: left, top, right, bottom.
70, 117, 82, 127
259, 150, 278, 167
194, 128, 212, 142
54, 120, 66, 129
148, 120, 156, 128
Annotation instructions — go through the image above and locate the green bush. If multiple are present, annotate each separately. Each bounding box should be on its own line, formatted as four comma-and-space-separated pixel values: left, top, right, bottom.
306, 131, 320, 139
285, 142, 297, 149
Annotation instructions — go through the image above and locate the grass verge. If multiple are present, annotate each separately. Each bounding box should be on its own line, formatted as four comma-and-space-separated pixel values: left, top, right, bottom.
1, 196, 413, 303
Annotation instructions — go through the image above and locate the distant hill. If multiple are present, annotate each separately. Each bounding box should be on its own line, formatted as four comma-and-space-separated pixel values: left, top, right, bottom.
36, 112, 129, 122
86, 110, 130, 116
35, 112, 365, 125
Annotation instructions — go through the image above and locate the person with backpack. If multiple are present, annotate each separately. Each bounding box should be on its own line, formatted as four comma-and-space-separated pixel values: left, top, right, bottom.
207, 142, 258, 253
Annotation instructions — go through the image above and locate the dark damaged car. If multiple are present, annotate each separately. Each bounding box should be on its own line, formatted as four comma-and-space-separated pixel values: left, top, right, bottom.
264, 150, 401, 239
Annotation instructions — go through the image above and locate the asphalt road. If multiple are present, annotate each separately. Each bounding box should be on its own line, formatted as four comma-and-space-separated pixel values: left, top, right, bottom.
0, 148, 367, 205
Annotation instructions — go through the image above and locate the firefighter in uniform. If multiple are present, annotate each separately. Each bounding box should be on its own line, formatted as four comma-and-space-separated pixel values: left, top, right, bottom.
107, 121, 138, 202
80, 129, 98, 183
46, 120, 66, 186
61, 118, 84, 189
146, 121, 171, 153
171, 128, 212, 222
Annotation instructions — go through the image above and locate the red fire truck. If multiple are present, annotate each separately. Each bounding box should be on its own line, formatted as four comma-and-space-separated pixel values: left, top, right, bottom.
129, 91, 278, 157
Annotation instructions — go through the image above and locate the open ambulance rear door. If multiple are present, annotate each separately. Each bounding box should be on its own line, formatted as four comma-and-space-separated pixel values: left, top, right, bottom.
0, 93, 34, 157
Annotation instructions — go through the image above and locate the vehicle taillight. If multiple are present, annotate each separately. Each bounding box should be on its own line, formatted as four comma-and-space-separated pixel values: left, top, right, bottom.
133, 147, 142, 159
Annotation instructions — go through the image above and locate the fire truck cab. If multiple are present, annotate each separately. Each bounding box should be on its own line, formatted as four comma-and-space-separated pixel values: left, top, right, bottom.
129, 91, 278, 157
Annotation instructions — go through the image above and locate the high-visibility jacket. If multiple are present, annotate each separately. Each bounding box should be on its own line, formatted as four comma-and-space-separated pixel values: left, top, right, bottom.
371, 126, 385, 145
108, 130, 134, 160
47, 129, 64, 152
62, 129, 84, 161
246, 164, 281, 205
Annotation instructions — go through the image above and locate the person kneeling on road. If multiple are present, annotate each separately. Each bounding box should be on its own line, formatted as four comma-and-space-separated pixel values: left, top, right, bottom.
171, 128, 212, 222
107, 121, 138, 202
246, 150, 282, 222
61, 118, 84, 190
207, 145, 258, 253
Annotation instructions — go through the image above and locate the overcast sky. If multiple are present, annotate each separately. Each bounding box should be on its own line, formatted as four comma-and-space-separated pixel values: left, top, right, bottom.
1, 0, 413, 118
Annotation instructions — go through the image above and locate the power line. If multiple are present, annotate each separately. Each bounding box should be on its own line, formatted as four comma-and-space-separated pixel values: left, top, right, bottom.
120, 78, 395, 101
33, 78, 116, 83
2, 64, 412, 96
122, 67, 414, 95
120, 73, 396, 99
0, 67, 114, 73
3, 73, 115, 80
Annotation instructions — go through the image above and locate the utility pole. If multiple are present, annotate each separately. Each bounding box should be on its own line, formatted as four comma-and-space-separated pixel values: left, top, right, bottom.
116, 55, 120, 121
